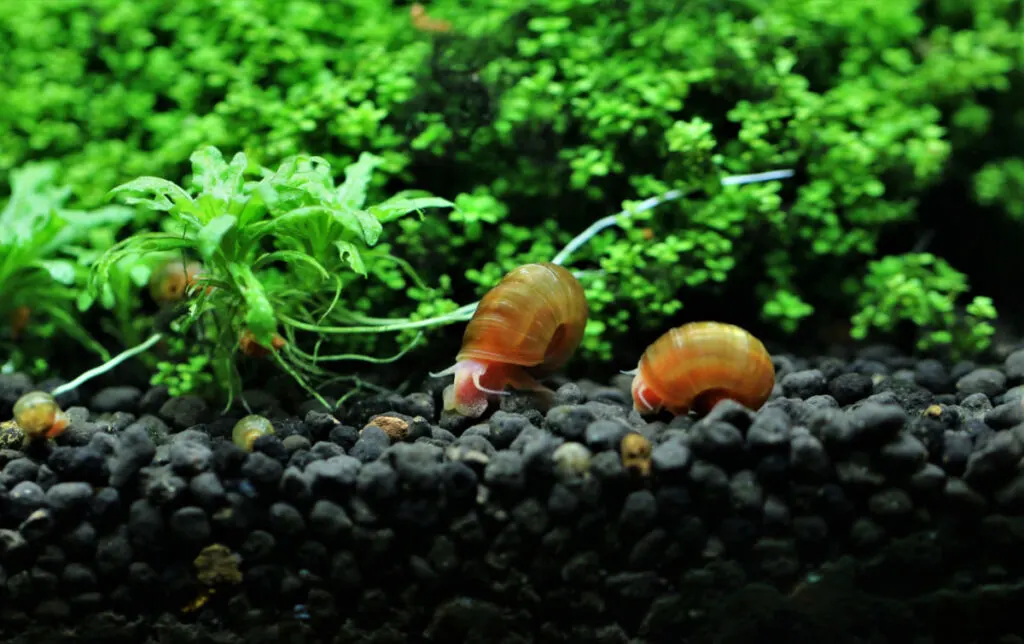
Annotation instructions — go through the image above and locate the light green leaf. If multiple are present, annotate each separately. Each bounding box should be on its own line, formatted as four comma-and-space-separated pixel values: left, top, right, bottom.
39, 259, 77, 285
255, 250, 330, 280
41, 205, 135, 256
231, 265, 276, 345
189, 147, 249, 206
109, 177, 194, 212
337, 152, 384, 210
197, 215, 237, 260
368, 196, 456, 223
335, 241, 367, 276
340, 208, 383, 245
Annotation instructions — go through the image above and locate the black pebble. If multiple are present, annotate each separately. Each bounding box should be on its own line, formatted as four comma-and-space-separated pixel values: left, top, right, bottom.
878, 433, 928, 474
4, 458, 39, 485
957, 368, 1007, 398
688, 421, 744, 460
845, 402, 907, 444
307, 455, 361, 496
942, 431, 972, 476
915, 359, 953, 393
350, 427, 388, 462
747, 408, 791, 450
128, 499, 164, 548
554, 383, 585, 406
169, 506, 211, 544
309, 500, 353, 540
487, 412, 530, 449
585, 419, 631, 452
964, 430, 1024, 488
268, 502, 306, 539
781, 369, 827, 399
96, 532, 133, 576
1005, 349, 1024, 383
985, 401, 1024, 429
109, 426, 156, 488
90, 386, 142, 414
46, 482, 94, 517
169, 441, 213, 476
189, 471, 226, 508
241, 530, 276, 562
356, 460, 399, 503
651, 441, 691, 478
828, 373, 873, 406
441, 461, 478, 504
484, 452, 525, 492
789, 431, 830, 477
158, 395, 209, 430
546, 405, 596, 440
241, 452, 284, 487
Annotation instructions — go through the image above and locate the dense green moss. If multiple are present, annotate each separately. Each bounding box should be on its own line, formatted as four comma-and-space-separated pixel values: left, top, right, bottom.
2, 0, 1022, 376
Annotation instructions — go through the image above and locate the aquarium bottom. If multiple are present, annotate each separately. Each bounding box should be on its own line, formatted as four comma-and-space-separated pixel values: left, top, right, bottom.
2, 344, 1024, 643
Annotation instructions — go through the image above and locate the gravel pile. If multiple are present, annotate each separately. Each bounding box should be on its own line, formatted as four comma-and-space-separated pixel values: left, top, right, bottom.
1, 344, 1024, 643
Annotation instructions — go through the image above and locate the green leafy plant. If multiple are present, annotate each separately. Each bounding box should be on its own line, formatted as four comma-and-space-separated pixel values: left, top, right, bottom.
3, 0, 1021, 365
150, 336, 217, 398
91, 145, 459, 407
847, 252, 997, 359
0, 161, 134, 371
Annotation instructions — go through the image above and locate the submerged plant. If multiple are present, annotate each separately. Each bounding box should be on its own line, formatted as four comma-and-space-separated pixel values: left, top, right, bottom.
90, 146, 456, 408
0, 161, 134, 372
847, 252, 997, 359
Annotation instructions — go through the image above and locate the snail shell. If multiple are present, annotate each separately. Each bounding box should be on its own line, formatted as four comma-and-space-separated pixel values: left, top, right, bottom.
13, 390, 69, 440
434, 262, 589, 417
629, 321, 774, 416
150, 259, 205, 305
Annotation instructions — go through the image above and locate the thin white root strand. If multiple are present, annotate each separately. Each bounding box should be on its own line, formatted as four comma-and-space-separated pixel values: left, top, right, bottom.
50, 333, 165, 398
550, 168, 794, 267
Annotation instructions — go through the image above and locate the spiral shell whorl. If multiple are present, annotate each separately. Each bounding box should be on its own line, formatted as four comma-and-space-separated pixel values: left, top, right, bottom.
636, 321, 774, 414
456, 263, 588, 375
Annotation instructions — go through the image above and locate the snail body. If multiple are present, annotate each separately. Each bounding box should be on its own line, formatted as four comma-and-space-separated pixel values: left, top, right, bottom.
433, 263, 589, 417
627, 322, 774, 416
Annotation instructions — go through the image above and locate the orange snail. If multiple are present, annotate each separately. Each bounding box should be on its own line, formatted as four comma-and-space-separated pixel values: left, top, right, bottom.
625, 322, 775, 417
432, 263, 589, 417
149, 258, 207, 305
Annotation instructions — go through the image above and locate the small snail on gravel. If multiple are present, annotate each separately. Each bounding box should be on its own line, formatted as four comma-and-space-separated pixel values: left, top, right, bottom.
625, 321, 775, 417
232, 415, 275, 451
12, 391, 70, 441
432, 262, 589, 418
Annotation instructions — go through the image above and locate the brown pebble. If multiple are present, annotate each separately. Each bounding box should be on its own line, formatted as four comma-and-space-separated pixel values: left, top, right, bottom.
620, 432, 652, 476
364, 415, 409, 442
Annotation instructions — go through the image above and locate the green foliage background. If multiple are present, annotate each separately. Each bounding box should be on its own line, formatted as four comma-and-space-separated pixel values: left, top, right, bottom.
2, 0, 1023, 391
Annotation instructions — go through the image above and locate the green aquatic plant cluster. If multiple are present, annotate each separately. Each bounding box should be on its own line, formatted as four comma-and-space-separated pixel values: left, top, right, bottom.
848, 253, 998, 359
2, 0, 1022, 398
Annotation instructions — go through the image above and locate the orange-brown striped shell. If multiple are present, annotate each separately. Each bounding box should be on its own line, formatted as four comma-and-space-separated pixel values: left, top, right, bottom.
631, 322, 774, 416
457, 262, 589, 376
149, 259, 205, 305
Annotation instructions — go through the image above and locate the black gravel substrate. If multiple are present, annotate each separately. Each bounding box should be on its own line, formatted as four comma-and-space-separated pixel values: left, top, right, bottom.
3, 345, 1024, 643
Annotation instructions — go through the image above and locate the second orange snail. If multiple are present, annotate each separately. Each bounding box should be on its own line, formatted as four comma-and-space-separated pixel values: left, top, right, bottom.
149, 258, 287, 358
435, 263, 775, 419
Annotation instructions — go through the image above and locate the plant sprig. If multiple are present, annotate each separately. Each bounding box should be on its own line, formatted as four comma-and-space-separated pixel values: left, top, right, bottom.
0, 161, 134, 371
90, 146, 456, 408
